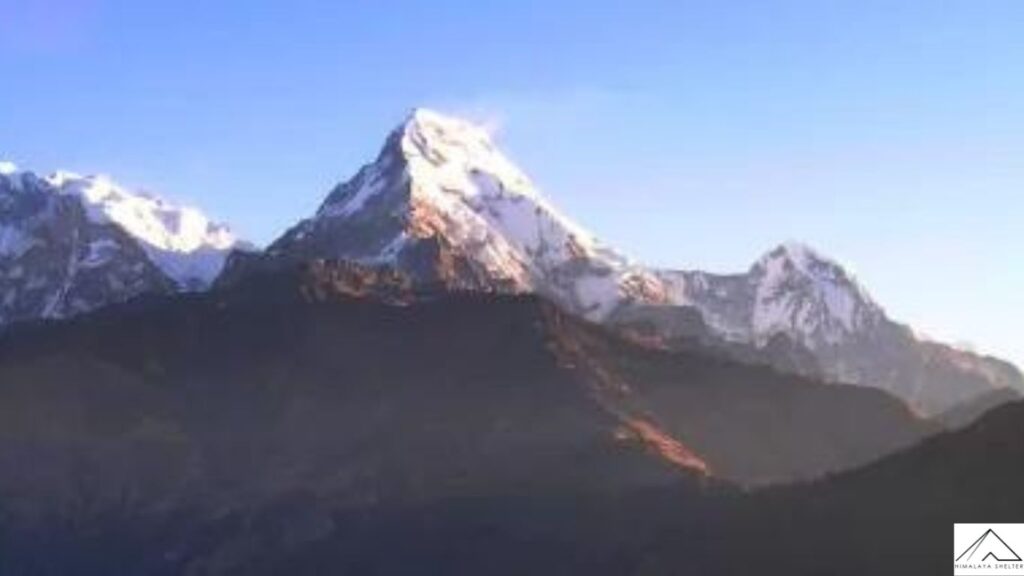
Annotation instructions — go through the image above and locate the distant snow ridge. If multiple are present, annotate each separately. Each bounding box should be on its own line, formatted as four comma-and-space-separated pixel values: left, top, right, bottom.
751, 243, 879, 341
47, 171, 239, 289
652, 242, 883, 351
0, 164, 241, 327
50, 170, 239, 286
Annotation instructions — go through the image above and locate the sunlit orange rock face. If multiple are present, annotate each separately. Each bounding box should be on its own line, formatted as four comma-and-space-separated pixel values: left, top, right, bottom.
619, 418, 710, 475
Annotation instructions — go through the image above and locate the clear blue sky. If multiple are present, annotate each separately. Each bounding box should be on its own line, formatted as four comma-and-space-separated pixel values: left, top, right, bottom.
1, 0, 1022, 367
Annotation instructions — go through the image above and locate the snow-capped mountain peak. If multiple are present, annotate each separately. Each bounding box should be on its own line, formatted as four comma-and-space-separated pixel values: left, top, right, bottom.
753, 242, 866, 292
748, 243, 882, 344
754, 241, 825, 275
401, 108, 603, 254
0, 164, 242, 327
400, 108, 546, 202
653, 242, 882, 348
266, 109, 661, 318
45, 171, 239, 288
319, 108, 598, 250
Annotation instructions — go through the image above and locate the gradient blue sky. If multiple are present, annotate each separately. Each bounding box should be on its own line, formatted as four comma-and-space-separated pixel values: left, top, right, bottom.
1, 0, 1022, 366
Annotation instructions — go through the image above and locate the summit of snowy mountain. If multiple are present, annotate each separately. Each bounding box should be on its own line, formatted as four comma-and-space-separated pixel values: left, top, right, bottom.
0, 165, 241, 326
0, 161, 18, 176
260, 108, 663, 318
319, 108, 578, 227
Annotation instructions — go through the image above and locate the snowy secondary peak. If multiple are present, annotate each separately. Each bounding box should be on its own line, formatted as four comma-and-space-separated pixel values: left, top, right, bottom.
50, 172, 237, 252
755, 242, 855, 283
755, 241, 826, 274
44, 171, 240, 288
753, 242, 877, 306
748, 242, 882, 344
653, 242, 883, 348
0, 164, 244, 326
645, 239, 1023, 414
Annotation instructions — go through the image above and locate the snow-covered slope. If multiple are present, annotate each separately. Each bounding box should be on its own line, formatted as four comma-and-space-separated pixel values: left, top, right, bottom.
48, 170, 239, 289
0, 163, 240, 325
262, 108, 665, 317
232, 109, 1021, 415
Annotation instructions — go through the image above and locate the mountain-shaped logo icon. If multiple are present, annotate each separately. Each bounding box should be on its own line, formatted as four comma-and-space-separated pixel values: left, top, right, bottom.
956, 529, 1023, 563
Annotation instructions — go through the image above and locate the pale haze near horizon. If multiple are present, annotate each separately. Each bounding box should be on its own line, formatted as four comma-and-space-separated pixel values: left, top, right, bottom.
0, 0, 1021, 368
